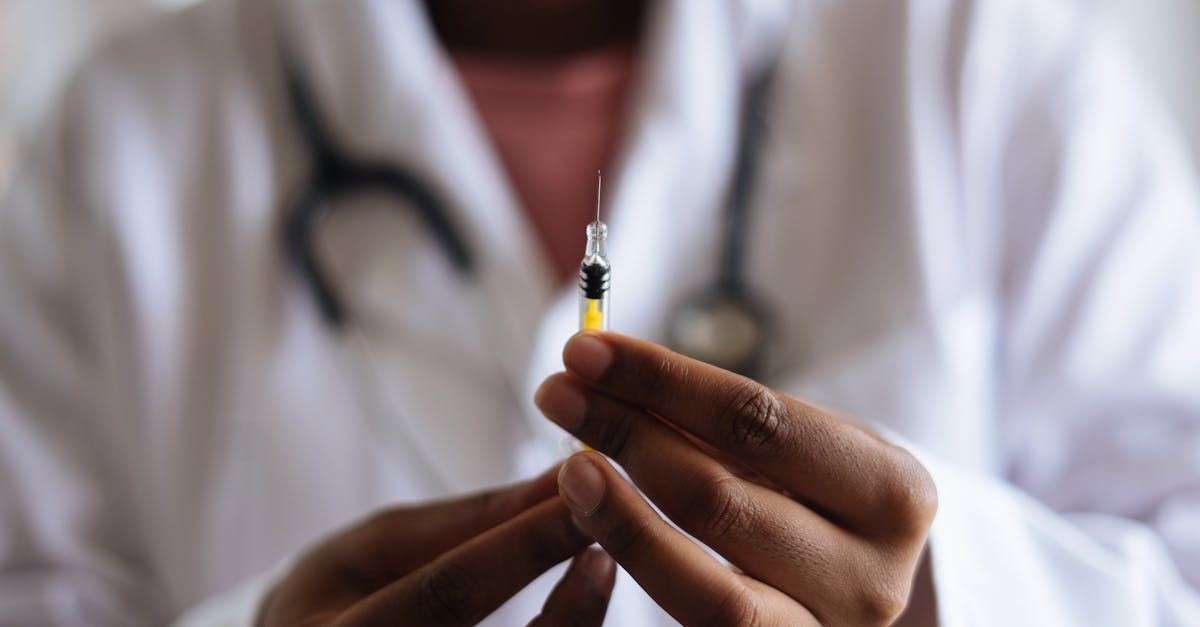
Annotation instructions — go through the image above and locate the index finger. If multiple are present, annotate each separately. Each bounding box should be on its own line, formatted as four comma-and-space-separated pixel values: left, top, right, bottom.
338, 464, 563, 577
561, 332, 933, 537
338, 498, 589, 626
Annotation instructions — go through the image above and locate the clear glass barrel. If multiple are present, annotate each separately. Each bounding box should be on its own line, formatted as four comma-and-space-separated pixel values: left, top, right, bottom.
579, 293, 610, 331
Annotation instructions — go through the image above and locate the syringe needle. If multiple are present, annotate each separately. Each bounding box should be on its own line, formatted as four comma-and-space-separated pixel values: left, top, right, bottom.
595, 171, 602, 225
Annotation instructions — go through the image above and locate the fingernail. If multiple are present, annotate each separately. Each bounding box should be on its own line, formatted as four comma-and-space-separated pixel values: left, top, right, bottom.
564, 334, 613, 381
559, 454, 605, 515
535, 378, 587, 431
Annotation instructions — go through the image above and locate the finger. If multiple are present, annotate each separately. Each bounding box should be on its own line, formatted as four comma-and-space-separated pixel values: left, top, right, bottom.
527, 549, 616, 627
560, 332, 936, 536
539, 374, 881, 623
557, 452, 813, 626
337, 497, 590, 626
341, 465, 562, 576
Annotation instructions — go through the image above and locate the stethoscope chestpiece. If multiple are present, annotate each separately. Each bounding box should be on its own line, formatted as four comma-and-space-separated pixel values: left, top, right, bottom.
666, 287, 772, 380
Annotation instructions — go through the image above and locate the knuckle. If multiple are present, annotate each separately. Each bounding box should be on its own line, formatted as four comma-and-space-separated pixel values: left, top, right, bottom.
852, 579, 909, 626
684, 473, 756, 542
638, 353, 686, 400
415, 563, 478, 625
598, 514, 654, 562
876, 449, 938, 539
722, 382, 789, 457
594, 406, 640, 465
707, 584, 762, 627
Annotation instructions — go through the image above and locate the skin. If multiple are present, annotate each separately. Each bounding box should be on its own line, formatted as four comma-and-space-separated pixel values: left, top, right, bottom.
261, 466, 617, 626
425, 0, 648, 59
262, 335, 938, 626
535, 333, 938, 625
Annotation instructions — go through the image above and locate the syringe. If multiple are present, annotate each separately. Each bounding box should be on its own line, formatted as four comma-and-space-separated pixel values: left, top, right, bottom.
579, 172, 611, 331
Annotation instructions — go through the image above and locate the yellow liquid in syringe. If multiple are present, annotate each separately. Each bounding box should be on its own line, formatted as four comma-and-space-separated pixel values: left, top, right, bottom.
582, 298, 605, 331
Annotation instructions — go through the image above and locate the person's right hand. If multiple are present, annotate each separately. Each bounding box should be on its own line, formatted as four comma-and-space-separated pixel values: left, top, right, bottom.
259, 466, 616, 626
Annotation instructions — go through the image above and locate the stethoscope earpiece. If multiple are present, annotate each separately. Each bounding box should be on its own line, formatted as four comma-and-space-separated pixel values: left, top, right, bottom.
664, 58, 780, 381
667, 288, 772, 380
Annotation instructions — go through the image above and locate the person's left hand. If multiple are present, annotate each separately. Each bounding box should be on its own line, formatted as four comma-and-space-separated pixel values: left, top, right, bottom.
535, 332, 937, 626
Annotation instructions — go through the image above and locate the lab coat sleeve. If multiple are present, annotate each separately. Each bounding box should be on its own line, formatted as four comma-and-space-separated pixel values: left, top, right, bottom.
0, 97, 169, 623
919, 4, 1200, 625
0, 33, 290, 624
910, 439, 1200, 625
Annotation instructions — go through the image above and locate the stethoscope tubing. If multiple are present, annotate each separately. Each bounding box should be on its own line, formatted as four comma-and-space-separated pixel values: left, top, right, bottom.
279, 29, 780, 383
280, 44, 474, 330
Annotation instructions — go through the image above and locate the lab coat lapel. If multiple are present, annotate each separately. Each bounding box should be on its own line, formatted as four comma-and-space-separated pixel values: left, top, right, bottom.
286, 0, 558, 491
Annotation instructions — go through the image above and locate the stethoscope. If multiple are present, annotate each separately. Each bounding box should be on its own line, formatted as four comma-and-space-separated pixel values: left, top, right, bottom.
282, 46, 778, 379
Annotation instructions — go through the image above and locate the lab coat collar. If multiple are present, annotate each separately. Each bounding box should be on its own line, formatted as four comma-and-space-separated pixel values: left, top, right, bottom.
279, 0, 787, 489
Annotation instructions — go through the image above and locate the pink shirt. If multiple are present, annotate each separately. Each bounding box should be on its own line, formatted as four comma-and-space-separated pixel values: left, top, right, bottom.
452, 45, 637, 284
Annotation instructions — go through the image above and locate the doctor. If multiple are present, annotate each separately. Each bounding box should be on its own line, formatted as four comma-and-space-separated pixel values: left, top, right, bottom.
2, 0, 1199, 625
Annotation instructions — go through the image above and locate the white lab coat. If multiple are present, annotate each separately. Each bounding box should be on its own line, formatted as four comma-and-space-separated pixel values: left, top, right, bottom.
1, 0, 1199, 624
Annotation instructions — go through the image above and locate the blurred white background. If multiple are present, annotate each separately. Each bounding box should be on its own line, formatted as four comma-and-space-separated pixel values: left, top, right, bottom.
0, 0, 1198, 193
0, 0, 199, 191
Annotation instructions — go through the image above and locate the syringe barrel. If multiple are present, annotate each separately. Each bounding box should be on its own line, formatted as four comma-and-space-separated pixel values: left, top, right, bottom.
579, 291, 610, 331
578, 219, 611, 330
